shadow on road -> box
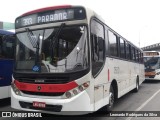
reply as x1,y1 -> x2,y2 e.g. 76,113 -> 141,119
0,98 -> 11,107
143,79 -> 160,84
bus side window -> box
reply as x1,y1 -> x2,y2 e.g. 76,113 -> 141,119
135,50 -> 139,62
105,29 -> 109,55
140,52 -> 144,63
2,36 -> 15,59
131,46 -> 136,61
126,42 -> 130,60
91,19 -> 105,77
108,31 -> 118,57
0,36 -> 3,58
120,38 -> 126,59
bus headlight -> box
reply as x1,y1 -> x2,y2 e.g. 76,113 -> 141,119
11,82 -> 21,96
156,72 -> 160,75
64,81 -> 90,99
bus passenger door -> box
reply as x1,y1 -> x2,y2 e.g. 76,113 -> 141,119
90,19 -> 106,110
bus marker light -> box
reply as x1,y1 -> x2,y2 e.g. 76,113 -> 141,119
78,86 -> 84,91
73,89 -> 78,95
83,83 -> 89,88
64,82 -> 90,98
65,92 -> 72,98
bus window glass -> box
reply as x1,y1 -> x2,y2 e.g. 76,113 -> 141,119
126,42 -> 130,60
120,38 -> 125,58
91,20 -> 105,77
135,50 -> 139,62
0,37 -> 2,58
0,36 -> 15,59
131,46 -> 136,61
105,29 -> 109,55
108,31 -> 117,57
16,25 -> 89,73
141,52 -> 144,63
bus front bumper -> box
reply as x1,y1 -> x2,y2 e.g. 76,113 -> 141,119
11,88 -> 93,115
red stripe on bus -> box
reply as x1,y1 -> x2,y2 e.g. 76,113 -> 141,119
22,5 -> 72,16
108,69 -> 110,81
14,80 -> 78,93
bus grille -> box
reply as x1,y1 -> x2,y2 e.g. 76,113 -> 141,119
21,91 -> 64,96
17,77 -> 69,84
19,101 -> 62,112
149,76 -> 155,78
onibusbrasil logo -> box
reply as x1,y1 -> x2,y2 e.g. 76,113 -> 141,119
32,65 -> 40,72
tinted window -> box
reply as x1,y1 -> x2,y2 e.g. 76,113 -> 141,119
0,35 -> 15,59
131,46 -> 136,61
105,29 -> 109,55
91,20 -> 105,77
120,38 -> 125,58
108,31 -> 117,57
135,50 -> 139,62
140,52 -> 143,63
126,42 -> 130,60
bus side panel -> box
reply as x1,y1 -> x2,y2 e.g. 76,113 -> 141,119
94,58 -> 110,111
0,86 -> 10,99
0,59 -> 14,98
117,59 -> 129,97
139,63 -> 145,84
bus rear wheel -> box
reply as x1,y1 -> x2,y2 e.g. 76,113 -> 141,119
133,78 -> 139,92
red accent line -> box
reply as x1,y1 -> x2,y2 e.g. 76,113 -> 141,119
108,69 -> 110,81
14,80 -> 78,93
21,5 -> 72,16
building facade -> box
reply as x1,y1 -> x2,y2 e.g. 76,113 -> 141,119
0,21 -> 14,31
141,43 -> 160,51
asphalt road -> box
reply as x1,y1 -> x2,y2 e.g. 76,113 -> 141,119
0,80 -> 160,120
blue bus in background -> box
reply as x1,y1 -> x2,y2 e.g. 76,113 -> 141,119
0,30 -> 15,99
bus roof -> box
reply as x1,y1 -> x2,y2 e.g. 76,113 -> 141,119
20,5 -> 73,17
0,29 -> 14,35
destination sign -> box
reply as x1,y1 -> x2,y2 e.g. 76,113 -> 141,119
15,7 -> 86,28
144,52 -> 159,56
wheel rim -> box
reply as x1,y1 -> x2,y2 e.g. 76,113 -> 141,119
109,92 -> 114,108
136,81 -> 139,90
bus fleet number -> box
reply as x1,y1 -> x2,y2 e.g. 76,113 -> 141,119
23,18 -> 33,26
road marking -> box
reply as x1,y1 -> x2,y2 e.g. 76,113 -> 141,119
126,88 -> 160,120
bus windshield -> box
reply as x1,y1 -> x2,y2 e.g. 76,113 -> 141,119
15,25 -> 89,73
144,56 -> 160,71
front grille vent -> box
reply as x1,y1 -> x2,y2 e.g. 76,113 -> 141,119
22,91 -> 64,96
17,77 -> 69,84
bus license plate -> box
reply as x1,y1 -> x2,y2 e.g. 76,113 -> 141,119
33,101 -> 46,108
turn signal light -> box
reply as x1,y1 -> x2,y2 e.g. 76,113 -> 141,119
64,81 -> 90,99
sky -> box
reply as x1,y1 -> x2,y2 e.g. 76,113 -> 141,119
1,0 -> 160,48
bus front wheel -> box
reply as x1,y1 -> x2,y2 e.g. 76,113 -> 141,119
106,85 -> 114,112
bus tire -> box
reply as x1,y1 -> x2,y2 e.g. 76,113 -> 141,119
106,85 -> 114,112
133,77 -> 139,92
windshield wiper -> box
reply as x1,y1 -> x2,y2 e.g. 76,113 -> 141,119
26,28 -> 38,48
50,23 -> 65,66
26,28 -> 41,71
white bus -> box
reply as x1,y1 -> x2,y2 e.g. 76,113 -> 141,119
11,5 -> 145,115
144,51 -> 160,80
